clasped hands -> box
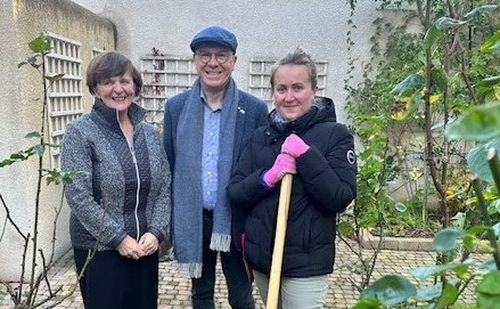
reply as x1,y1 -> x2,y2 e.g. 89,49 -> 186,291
117,232 -> 159,260
263,133 -> 310,188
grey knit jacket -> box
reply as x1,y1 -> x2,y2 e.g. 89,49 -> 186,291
61,99 -> 171,251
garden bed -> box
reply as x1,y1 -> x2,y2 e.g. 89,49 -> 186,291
359,229 -> 491,253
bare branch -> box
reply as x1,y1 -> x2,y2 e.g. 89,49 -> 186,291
48,188 -> 65,265
415,0 -> 426,26
1,281 -> 18,306
0,215 -> 7,242
0,193 -> 28,240
32,286 -> 63,308
18,233 -> 31,305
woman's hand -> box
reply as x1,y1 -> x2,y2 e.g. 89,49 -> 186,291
263,153 -> 296,188
117,235 -> 144,260
138,232 -> 160,256
281,133 -> 310,158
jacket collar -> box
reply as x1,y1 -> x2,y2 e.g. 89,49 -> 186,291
91,98 -> 146,131
265,96 -> 336,140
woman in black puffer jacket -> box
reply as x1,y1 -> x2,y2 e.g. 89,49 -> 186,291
227,48 -> 357,309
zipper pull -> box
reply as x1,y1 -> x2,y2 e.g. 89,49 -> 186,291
130,145 -> 138,164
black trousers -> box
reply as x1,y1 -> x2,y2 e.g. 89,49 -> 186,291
74,249 -> 159,309
191,210 -> 255,309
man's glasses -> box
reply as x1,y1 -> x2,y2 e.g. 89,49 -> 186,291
195,51 -> 233,64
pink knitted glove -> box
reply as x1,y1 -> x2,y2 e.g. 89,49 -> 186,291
281,134 -> 310,158
263,153 -> 296,188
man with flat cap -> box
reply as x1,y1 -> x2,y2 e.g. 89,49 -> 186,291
163,25 -> 268,308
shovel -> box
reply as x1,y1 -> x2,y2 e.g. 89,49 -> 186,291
266,173 -> 293,309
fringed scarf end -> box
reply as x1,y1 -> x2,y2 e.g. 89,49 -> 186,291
177,262 -> 203,278
210,233 -> 231,252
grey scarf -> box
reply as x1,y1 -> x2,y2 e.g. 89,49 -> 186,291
173,78 -> 238,278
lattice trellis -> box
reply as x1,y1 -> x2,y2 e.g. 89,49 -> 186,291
248,59 -> 275,109
140,55 -> 198,126
91,47 -> 105,58
45,32 -> 83,169
249,59 -> 329,110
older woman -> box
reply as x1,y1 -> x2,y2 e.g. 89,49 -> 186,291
227,48 -> 357,308
61,51 -> 170,309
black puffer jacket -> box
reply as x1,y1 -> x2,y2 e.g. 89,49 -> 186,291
227,97 -> 357,277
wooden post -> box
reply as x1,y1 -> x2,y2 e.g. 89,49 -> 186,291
266,174 -> 293,309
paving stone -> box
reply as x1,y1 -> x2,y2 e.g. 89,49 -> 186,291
0,240 -> 486,308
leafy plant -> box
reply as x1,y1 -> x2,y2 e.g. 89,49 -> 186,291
355,101 -> 500,308
347,0 -> 499,231
0,34 -> 77,309
346,1 -> 499,307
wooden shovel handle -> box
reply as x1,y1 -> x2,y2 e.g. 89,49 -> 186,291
266,173 -> 293,309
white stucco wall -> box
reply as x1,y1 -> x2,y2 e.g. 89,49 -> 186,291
71,0 -> 385,123
0,0 -> 115,281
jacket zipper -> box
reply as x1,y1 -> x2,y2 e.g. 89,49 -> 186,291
129,144 -> 141,241
117,112 -> 141,241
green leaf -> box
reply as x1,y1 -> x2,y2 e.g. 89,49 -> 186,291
424,24 -> 443,51
464,5 -> 498,19
0,159 -> 15,168
10,152 -> 28,160
435,17 -> 467,30
493,222 -> 500,237
0,147 -> 37,168
445,102 -> 500,142
352,298 -> 381,309
337,221 -> 353,236
394,202 -> 407,212
416,283 -> 442,301
467,225 -> 490,236
360,275 -> 416,306
476,76 -> 500,104
435,282 -> 458,309
28,36 -> 50,54
477,271 -> 500,295
476,273 -> 500,308
424,17 -> 466,52
477,293 -> 500,309
32,144 -> 46,156
480,31 -> 500,54
477,76 -> 500,88
25,131 -> 41,139
18,55 -> 40,69
467,138 -> 500,183
412,263 -> 463,279
485,41 -> 500,55
433,228 -> 465,252
45,73 -> 65,83
453,264 -> 470,278
391,74 -> 425,96
451,212 -> 466,229
462,234 -> 475,251
431,68 -> 448,93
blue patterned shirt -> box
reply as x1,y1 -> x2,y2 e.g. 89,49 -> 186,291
201,92 -> 221,210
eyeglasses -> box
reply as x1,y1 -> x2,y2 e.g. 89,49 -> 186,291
195,51 -> 233,64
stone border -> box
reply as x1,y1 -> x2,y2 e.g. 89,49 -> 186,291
360,229 -> 434,251
360,229 -> 491,253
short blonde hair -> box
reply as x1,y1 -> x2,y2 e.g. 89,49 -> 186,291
270,48 -> 318,91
